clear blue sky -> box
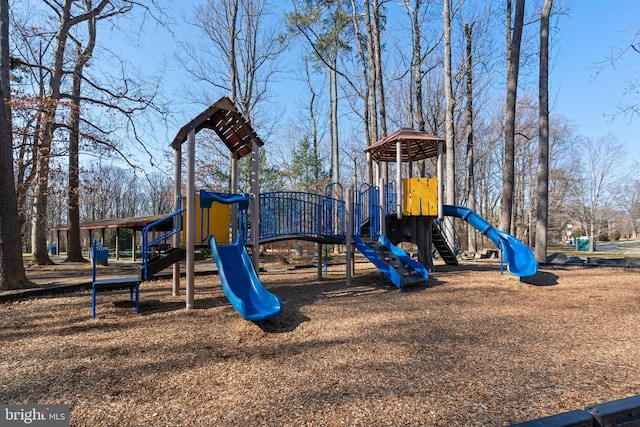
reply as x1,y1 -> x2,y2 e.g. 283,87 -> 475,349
553,1 -> 640,156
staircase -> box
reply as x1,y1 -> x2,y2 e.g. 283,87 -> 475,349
140,247 -> 186,280
353,235 -> 428,288
431,223 -> 458,266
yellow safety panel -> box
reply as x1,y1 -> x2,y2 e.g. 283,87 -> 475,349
182,194 -> 231,245
402,178 -> 438,216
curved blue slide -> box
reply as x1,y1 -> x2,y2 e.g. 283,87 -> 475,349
442,205 -> 538,277
209,235 -> 282,321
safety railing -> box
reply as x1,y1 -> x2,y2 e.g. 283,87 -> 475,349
141,206 -> 186,279
198,190 -> 250,244
259,191 -> 345,242
355,183 -> 380,241
434,217 -> 461,254
383,180 -> 397,217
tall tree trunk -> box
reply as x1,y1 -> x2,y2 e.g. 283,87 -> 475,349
229,0 -> 239,103
66,3 -> 97,263
30,116 -> 56,265
17,43 -> 46,251
499,0 -> 525,234
372,0 -> 388,180
16,113 -> 39,246
443,0 -> 456,244
372,0 -> 386,138
30,0 -> 110,265
535,0 -> 553,262
506,0 -> 512,73
331,54 -> 339,184
0,0 -> 30,290
304,62 -> 320,182
464,22 -> 477,253
31,1 -> 73,265
350,0 -> 373,183
328,65 -> 335,183
364,0 -> 378,181
412,0 -> 424,132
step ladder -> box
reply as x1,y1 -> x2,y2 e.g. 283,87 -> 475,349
431,222 -> 458,266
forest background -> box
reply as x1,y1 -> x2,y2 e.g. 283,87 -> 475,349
1,0 -> 639,289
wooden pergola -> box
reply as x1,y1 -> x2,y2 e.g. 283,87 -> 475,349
364,128 -> 444,163
171,96 -> 263,309
364,128 -> 445,220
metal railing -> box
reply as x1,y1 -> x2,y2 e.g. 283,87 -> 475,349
384,180 -> 397,217
197,191 -> 249,245
355,183 -> 380,240
434,217 -> 461,254
259,191 -> 345,242
141,207 -> 186,279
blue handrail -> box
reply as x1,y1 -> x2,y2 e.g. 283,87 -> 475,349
384,180 -> 397,217
198,190 -> 250,244
259,191 -> 345,241
325,182 -> 343,200
355,183 -> 380,240
141,207 -> 186,279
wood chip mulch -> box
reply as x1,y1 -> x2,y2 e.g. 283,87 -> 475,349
1,260 -> 639,426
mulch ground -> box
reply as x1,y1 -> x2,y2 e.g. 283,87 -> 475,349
1,259 -> 639,426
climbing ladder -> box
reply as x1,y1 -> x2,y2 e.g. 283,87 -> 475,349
431,222 -> 458,266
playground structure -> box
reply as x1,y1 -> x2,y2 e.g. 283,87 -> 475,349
127,97 -> 537,322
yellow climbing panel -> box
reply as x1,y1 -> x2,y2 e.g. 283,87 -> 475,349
182,194 -> 231,245
402,177 -> 438,216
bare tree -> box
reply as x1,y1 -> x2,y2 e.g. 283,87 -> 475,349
571,135 -> 626,252
30,0 -> 111,265
185,0 -> 284,120
535,0 -> 553,262
348,0 -> 373,182
499,0 -> 525,234
464,22 -> 477,252
146,173 -> 173,215
182,0 -> 286,197
0,0 -> 30,290
615,178 -> 640,239
66,0 -> 98,263
362,0 -> 377,162
442,0 -> 456,242
371,0 -> 386,140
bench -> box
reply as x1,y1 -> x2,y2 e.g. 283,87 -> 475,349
91,239 -> 141,318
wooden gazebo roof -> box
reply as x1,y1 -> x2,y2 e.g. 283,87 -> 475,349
364,128 -> 444,162
170,96 -> 263,158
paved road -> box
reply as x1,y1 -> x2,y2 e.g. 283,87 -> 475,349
592,240 -> 640,255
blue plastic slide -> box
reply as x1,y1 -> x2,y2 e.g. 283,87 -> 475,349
209,235 -> 282,321
442,205 -> 538,277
